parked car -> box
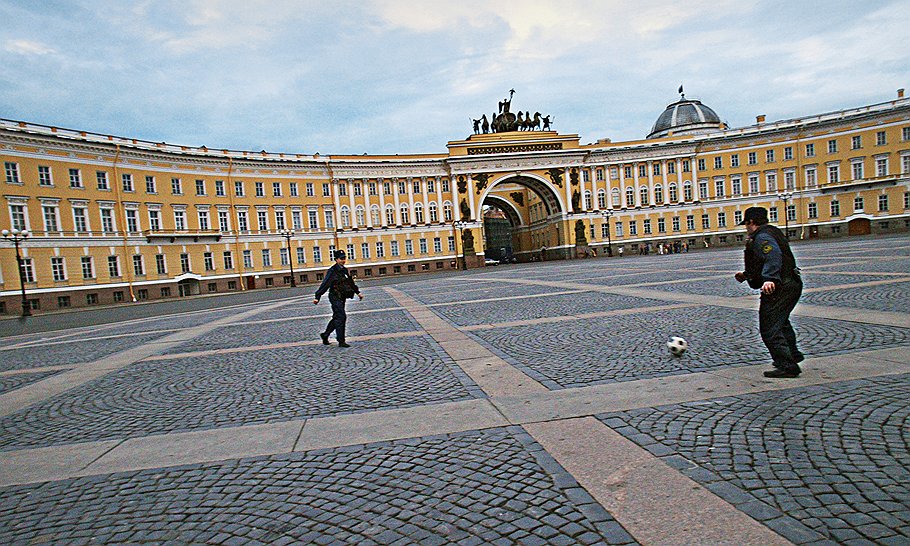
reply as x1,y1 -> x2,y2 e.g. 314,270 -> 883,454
484,258 -> 499,266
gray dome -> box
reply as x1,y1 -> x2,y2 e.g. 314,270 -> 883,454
647,95 -> 726,139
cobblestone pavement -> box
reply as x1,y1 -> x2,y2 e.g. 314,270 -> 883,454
0,234 -> 908,545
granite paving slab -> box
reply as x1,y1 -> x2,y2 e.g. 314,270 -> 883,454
799,281 -> 910,313
0,370 -> 66,395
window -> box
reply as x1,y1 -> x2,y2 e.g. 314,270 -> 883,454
4,162 -> 20,183
243,250 -> 253,268
876,157 -> 888,177
218,210 -> 230,232
779,172 -> 790,191
57,296 -> 71,308
766,149 -> 775,163
414,203 -> 424,223
584,191 -> 592,210
852,135 -> 862,149
73,207 -> 88,232
828,164 -> 839,184
174,210 -> 186,230
686,215 -> 695,231
390,240 -> 400,257
787,204 -> 796,222
308,209 -> 318,229
69,168 -> 82,188
375,241 -> 385,258
629,220 -> 637,235
878,194 -> 888,212
831,199 -> 840,217
133,254 -> 144,276
784,147 -> 793,161
698,180 -> 708,200
171,178 -> 182,195
275,210 -> 286,231
428,203 -> 438,223
852,161 -> 864,180
108,255 -> 120,277
803,168 -> 814,188
683,160 -> 692,173
715,179 -> 725,197
385,205 -> 396,225
306,183 -> 314,196
714,157 -> 722,169
904,155 -> 910,174
87,293 -> 99,305
122,173 -> 134,192
828,139 -> 837,154
362,242 -> 370,258
639,187 -> 649,206
193,179 -> 205,196
400,204 -> 410,224
448,236 -> 456,251
126,209 -> 139,232
324,209 -> 334,229
272,182 -> 282,197
143,175 -> 156,194
236,210 -> 248,231
290,182 -> 298,197
904,127 -> 910,141
256,210 -> 268,231
668,184 -> 678,202
735,210 -> 744,225
625,186 -> 634,207
398,181 -> 407,194
615,222 -> 623,237
51,257 -> 66,281
405,239 -> 414,255
684,182 -> 693,201
597,189 -> 607,209
442,179 -> 450,192
808,202 -> 818,219
769,207 -> 778,223
672,216 -> 680,232
667,163 -> 675,175
701,214 -> 710,229
148,210 -> 160,231
643,219 -> 651,234
805,143 -> 815,157
639,164 -> 646,177
854,196 -> 864,211
38,166 -> 53,186
717,212 -> 726,227
340,207 -> 351,227
156,254 -> 166,274
624,166 -> 633,178
197,210 -> 209,231
235,181 -> 244,196
280,247 -> 289,265
296,247 -> 306,264
654,185 -> 663,205
100,209 -> 115,233
748,152 -> 757,165
42,205 -> 60,232
255,182 -> 265,197
730,154 -> 739,168
215,180 -> 225,196
444,203 -> 453,221
261,249 -> 271,267
748,175 -> 759,194
596,168 -> 604,181
876,131 -> 886,146
418,238 -> 428,254
322,183 -> 331,196
292,210 -> 302,230
653,163 -> 661,175
180,253 -> 190,273
204,252 -> 215,271
96,171 -> 109,190
370,181 -> 379,195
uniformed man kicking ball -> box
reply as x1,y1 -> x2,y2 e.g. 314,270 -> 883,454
314,250 -> 363,348
735,207 -> 805,378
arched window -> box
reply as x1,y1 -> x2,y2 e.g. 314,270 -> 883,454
625,186 -> 635,207
683,181 -> 693,201
370,204 -> 381,226
414,203 -> 424,224
639,186 -> 649,206
669,183 -> 678,202
400,203 -> 410,224
654,184 -> 663,204
385,204 -> 395,225
443,201 -> 453,221
611,188 -> 621,207
355,205 -> 365,226
340,206 -> 351,228
428,202 -> 438,222
597,189 -> 606,209
583,190 -> 592,210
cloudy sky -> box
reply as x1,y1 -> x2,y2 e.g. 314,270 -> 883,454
1,0 -> 908,155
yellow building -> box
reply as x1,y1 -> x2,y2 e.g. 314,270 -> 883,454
2,89 -> 909,314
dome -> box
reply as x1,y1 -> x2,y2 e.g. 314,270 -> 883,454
647,93 -> 726,139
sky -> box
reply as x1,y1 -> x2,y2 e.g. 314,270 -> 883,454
1,0 -> 909,156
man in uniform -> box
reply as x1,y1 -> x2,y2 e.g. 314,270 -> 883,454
314,250 -> 363,348
735,207 -> 805,378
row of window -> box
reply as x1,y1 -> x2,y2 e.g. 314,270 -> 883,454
12,236 -> 460,284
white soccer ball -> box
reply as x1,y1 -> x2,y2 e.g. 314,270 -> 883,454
667,336 -> 688,356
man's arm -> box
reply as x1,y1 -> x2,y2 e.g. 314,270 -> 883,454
313,268 -> 336,303
755,232 -> 783,294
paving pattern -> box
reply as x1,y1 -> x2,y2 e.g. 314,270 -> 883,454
0,233 -> 908,545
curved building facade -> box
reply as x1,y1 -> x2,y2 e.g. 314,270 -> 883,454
2,90 -> 909,314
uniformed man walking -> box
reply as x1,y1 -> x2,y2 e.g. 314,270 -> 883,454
313,250 -> 363,348
735,207 -> 805,378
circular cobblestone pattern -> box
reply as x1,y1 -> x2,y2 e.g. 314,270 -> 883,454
0,369 -> 64,395
0,335 -> 479,451
0,332 -> 172,373
470,305 -> 910,388
599,375 -> 910,544
800,281 -> 910,313
0,428 -> 636,545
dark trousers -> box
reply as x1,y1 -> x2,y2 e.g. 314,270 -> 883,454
323,296 -> 347,343
759,277 -> 803,371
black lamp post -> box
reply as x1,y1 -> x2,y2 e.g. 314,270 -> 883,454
601,209 -> 613,256
778,191 -> 793,239
454,220 -> 468,270
2,228 -> 32,316
279,228 -> 296,287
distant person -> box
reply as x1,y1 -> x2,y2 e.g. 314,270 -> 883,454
734,207 -> 804,378
314,250 -> 363,348
618,246 -> 624,257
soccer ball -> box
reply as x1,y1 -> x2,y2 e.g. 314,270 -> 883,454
667,336 -> 688,356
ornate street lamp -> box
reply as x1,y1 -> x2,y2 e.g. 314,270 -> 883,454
601,209 -> 613,256
778,191 -> 793,239
453,220 -> 468,270
279,229 -> 297,287
1,228 -> 32,317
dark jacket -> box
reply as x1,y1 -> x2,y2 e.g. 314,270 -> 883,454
314,263 -> 359,301
744,224 -> 798,288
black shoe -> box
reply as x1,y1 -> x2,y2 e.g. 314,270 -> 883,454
338,342 -> 351,348
794,352 -> 805,363
763,368 -> 800,378
320,332 -> 330,345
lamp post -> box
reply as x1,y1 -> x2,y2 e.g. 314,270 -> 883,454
2,228 -> 32,317
778,191 -> 793,239
279,228 -> 296,287
601,209 -> 613,256
453,220 -> 468,270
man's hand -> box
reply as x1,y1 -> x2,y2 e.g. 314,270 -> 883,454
313,298 -> 319,305
735,272 -> 747,283
761,281 -> 776,295
358,293 -> 364,300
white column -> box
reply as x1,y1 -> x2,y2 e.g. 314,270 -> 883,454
392,178 -> 402,225
467,175 -> 477,219
564,167 -> 573,212
647,161 -> 655,205
691,156 -> 699,202
348,178 -> 357,228
435,177 -> 444,224
363,178 -> 373,228
406,177 -> 415,225
421,177 -> 430,224
378,178 -> 387,226
618,164 -> 626,208
632,163 -> 640,207
332,179 -> 342,228
676,159 -> 683,203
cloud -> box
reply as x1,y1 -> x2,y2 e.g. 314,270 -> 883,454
4,39 -> 56,55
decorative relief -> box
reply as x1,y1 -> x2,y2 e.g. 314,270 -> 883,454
509,192 -> 524,206
547,168 -> 564,188
460,198 -> 471,220
570,167 -> 579,186
457,175 -> 467,194
467,142 -> 563,155
473,173 -> 490,193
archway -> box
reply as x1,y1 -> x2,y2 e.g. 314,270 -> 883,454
848,217 -> 871,236
477,173 -> 566,262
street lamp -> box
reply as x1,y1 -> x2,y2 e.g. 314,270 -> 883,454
778,191 -> 793,239
453,220 -> 468,270
1,228 -> 32,317
279,229 -> 297,287
601,209 -> 613,256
